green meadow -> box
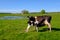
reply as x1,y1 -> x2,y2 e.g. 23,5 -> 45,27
0,13 -> 60,40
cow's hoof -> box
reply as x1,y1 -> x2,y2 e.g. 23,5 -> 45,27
25,30 -> 28,32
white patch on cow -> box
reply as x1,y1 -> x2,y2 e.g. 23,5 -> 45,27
35,20 -> 39,24
35,16 -> 37,18
35,16 -> 39,24
30,21 -> 33,26
30,21 -> 33,23
44,20 -> 48,24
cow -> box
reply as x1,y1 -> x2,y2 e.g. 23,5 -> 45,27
26,15 -> 52,32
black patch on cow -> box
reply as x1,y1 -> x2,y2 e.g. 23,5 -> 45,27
29,16 -> 35,21
28,21 -> 35,26
36,23 -> 45,27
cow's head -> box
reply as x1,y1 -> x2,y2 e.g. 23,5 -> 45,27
27,16 -> 35,26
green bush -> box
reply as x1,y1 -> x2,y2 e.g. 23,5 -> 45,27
21,10 -> 29,14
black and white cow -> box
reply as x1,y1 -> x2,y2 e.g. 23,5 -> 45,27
26,15 -> 52,32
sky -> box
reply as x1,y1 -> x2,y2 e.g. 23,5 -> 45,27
0,0 -> 60,13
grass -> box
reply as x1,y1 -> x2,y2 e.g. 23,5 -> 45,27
0,13 -> 60,40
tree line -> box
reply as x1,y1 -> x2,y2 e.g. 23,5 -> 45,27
21,9 -> 46,14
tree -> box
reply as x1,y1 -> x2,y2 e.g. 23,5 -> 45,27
21,10 -> 29,14
40,9 -> 45,14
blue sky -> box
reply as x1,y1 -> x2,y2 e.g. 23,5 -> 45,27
0,0 -> 60,13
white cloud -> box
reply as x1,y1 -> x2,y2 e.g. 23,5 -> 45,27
0,9 -> 21,13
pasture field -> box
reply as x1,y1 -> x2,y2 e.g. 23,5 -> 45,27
0,13 -> 60,40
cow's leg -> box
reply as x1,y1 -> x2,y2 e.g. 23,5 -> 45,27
47,23 -> 51,32
26,24 -> 31,32
34,23 -> 39,32
36,27 -> 39,32
34,26 -> 36,31
44,20 -> 51,32
34,20 -> 39,31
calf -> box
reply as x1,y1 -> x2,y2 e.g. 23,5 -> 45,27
26,15 -> 52,32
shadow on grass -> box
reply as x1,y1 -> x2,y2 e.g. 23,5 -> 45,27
39,28 -> 60,32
